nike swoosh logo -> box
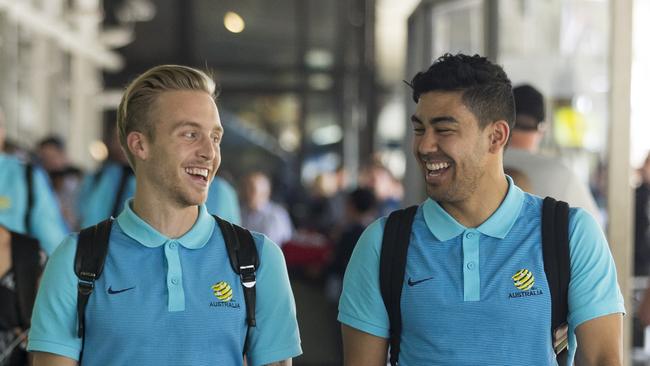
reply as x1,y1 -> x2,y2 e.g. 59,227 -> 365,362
407,277 -> 433,286
107,286 -> 136,294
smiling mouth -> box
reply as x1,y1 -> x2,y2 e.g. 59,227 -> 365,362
424,161 -> 451,177
185,167 -> 209,182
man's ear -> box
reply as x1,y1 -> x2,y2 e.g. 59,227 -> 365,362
126,131 -> 149,162
488,120 -> 510,153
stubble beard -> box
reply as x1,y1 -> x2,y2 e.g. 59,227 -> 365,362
149,156 -> 205,209
424,155 -> 484,204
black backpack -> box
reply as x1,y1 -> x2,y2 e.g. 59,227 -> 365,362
24,163 -> 34,232
11,231 -> 42,330
379,197 -> 570,365
73,215 -> 259,356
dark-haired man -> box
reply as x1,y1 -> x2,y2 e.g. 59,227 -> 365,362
338,54 -> 623,365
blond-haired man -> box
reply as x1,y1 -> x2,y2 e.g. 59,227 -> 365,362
28,65 -> 301,366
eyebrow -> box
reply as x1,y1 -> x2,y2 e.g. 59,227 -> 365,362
410,115 -> 458,125
172,120 -> 224,134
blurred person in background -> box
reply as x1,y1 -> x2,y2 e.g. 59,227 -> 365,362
36,136 -> 83,230
241,171 -> 293,246
0,225 -> 42,366
635,152 -> 650,276
0,107 -> 68,256
358,161 -> 402,217
633,153 -> 650,347
329,164 -> 350,229
304,172 -> 339,235
206,175 -> 241,224
76,125 -> 136,228
503,84 -> 601,222
326,187 -> 377,302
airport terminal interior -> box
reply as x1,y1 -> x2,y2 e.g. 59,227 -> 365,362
0,0 -> 649,365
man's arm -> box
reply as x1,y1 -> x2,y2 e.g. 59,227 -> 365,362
574,313 -> 623,366
342,324 -> 388,366
32,352 -> 78,366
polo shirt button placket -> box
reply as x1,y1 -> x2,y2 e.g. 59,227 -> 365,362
171,277 -> 179,285
462,230 -> 480,301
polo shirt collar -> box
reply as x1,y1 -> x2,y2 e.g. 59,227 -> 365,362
116,199 -> 215,249
423,176 -> 524,240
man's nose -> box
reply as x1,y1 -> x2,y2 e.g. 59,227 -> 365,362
417,130 -> 439,154
199,136 -> 217,161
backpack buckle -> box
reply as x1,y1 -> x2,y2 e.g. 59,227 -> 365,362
239,265 -> 256,288
78,279 -> 95,295
78,271 -> 96,295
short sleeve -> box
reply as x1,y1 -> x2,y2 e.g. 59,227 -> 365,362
565,208 -> 625,361
567,208 -> 625,328
245,234 -> 302,366
27,234 -> 82,360
337,218 -> 390,338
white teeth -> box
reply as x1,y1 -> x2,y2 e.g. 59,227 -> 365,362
185,167 -> 208,178
425,162 -> 450,171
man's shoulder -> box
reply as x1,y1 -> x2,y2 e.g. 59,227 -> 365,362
0,154 -> 26,176
42,233 -> 79,277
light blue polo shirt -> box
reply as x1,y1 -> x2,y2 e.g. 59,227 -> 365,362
77,161 -> 136,228
206,176 -> 242,224
0,154 -> 68,254
338,177 -> 624,365
29,200 -> 302,365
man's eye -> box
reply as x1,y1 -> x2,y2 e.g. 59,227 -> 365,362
413,128 -> 425,135
184,132 -> 198,139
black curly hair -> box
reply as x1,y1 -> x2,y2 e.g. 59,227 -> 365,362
409,53 -> 515,130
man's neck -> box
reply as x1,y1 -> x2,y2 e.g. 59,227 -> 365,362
439,171 -> 509,228
132,184 -> 199,239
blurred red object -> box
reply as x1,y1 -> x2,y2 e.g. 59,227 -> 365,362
281,230 -> 333,271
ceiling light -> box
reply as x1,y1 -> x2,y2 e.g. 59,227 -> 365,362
312,125 -> 343,146
305,49 -> 333,69
224,11 -> 245,33
89,140 -> 108,161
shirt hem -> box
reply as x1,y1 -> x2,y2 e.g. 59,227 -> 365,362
248,344 -> 303,366
337,312 -> 390,339
569,302 -> 626,330
27,339 -> 81,361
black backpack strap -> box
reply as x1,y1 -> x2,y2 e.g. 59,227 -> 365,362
542,197 -> 570,356
214,215 -> 259,355
24,163 -> 34,232
379,205 -> 418,366
111,165 -> 133,218
74,218 -> 113,340
11,231 -> 42,329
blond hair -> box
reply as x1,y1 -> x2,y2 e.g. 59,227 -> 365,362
116,65 -> 217,168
